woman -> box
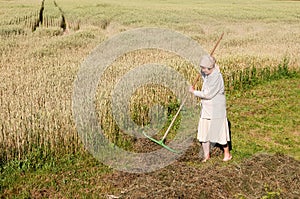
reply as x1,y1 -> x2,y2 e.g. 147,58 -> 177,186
189,55 -> 232,162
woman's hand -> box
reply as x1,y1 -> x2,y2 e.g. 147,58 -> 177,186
189,86 -> 195,93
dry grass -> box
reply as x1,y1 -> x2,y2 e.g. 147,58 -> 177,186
90,146 -> 300,198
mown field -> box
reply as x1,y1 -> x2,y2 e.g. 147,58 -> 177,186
0,0 -> 300,198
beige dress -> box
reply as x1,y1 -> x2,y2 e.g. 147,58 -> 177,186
193,66 -> 230,145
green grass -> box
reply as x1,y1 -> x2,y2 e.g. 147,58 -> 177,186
228,76 -> 300,160
0,152 -> 112,198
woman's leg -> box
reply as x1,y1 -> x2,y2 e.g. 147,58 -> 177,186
201,141 -> 210,162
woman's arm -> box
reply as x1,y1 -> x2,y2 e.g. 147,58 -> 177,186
190,73 -> 223,100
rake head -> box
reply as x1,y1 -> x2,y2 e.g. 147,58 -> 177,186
142,131 -> 180,153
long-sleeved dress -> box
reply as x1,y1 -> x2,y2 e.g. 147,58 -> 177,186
192,66 -> 230,145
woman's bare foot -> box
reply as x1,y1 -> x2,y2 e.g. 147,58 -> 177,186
202,155 -> 210,163
223,144 -> 232,161
223,155 -> 232,162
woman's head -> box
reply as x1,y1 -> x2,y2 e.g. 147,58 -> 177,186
199,55 -> 215,75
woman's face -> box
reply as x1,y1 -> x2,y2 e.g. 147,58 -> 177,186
201,66 -> 214,75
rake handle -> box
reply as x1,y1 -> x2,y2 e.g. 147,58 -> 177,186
161,33 -> 224,141
161,71 -> 200,140
162,97 -> 187,140
210,32 -> 224,56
